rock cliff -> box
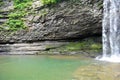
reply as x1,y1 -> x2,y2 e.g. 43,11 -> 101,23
0,0 -> 103,43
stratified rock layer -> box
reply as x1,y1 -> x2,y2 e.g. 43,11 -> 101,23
0,0 -> 103,43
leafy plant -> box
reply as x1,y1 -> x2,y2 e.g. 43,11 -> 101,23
5,0 -> 61,31
41,0 -> 60,5
6,19 -> 26,31
5,0 -> 33,31
13,0 -> 32,5
14,2 -> 32,10
8,11 -> 26,19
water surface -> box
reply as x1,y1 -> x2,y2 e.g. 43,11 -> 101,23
0,55 -> 119,80
0,55 -> 90,80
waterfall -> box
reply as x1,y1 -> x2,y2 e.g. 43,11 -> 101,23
96,0 -> 120,62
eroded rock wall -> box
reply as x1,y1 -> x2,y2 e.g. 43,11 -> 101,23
0,0 -> 103,43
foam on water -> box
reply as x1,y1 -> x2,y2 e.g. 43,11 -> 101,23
96,55 -> 120,63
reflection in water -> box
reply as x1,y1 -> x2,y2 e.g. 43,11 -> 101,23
73,62 -> 120,80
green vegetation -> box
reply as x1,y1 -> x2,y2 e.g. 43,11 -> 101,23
8,11 -> 26,19
13,0 -> 32,5
0,14 -> 3,17
37,39 -> 102,56
6,19 -> 26,31
2,0 -> 61,31
13,0 -> 32,10
5,0 -> 33,31
0,0 -> 4,6
5,0 -> 60,31
42,38 -> 102,55
62,40 -> 102,52
41,0 -> 60,5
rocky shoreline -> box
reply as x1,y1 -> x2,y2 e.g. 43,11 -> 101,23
0,39 -> 102,58
0,41 -> 67,54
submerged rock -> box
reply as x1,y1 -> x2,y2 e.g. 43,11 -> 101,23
73,63 -> 120,80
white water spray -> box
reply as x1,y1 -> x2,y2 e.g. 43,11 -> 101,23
96,0 -> 120,63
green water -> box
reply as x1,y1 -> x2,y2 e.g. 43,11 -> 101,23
0,55 -> 89,80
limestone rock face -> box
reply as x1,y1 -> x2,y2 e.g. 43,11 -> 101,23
0,0 -> 103,43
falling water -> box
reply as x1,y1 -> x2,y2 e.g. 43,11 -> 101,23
96,0 -> 120,62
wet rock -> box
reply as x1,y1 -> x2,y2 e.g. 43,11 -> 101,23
0,41 -> 68,55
